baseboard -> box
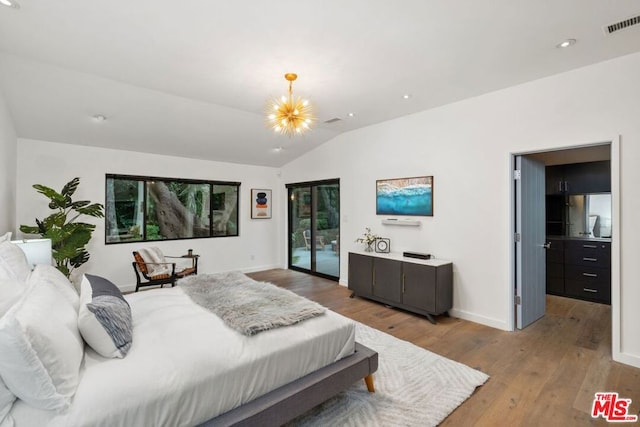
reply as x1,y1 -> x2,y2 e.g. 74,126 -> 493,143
613,350 -> 640,369
238,264 -> 282,274
448,308 -> 511,331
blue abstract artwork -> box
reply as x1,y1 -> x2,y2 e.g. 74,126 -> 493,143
376,176 -> 433,216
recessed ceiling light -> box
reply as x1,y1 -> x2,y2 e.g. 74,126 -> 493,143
273,146 -> 284,152
92,114 -> 107,122
556,38 -> 576,48
0,0 -> 20,9
402,94 -> 412,99
347,112 -> 355,117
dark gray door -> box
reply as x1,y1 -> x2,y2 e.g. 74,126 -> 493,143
373,258 -> 402,303
348,253 -> 373,296
515,155 -> 546,329
402,263 -> 436,312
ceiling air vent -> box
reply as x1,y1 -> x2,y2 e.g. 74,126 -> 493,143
603,14 -> 640,35
324,117 -> 342,124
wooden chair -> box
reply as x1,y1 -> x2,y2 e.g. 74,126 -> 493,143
303,230 -> 325,251
132,249 -> 198,292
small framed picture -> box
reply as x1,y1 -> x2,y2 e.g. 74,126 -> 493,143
251,189 -> 272,219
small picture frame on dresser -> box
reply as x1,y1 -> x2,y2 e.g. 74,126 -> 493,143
375,238 -> 390,253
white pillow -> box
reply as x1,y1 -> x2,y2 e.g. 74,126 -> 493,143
0,277 -> 84,411
78,274 -> 132,359
29,264 -> 79,311
0,242 -> 30,283
0,232 -> 11,244
0,279 -> 24,317
0,378 -> 15,427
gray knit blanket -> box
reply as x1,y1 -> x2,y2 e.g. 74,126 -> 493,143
178,271 -> 326,336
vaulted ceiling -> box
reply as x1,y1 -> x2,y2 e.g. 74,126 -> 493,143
1,1 -> 639,167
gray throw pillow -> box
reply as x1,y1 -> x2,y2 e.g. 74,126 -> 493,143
78,274 -> 133,358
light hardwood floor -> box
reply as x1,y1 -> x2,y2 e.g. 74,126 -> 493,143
247,269 -> 640,426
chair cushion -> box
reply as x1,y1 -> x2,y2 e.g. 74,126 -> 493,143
133,252 -> 148,275
176,267 -> 196,278
78,274 -> 132,359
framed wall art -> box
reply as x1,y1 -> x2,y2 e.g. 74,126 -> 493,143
376,176 -> 433,216
251,189 -> 272,219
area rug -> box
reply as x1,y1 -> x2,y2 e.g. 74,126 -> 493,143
288,322 -> 489,427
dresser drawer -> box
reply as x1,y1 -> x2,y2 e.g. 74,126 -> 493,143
564,240 -> 610,268
565,278 -> 610,304
564,265 -> 610,286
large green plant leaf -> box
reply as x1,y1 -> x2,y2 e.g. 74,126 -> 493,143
70,200 -> 90,209
43,227 -> 68,247
19,225 -> 41,235
33,184 -> 66,207
70,249 -> 90,268
76,203 -> 105,218
61,178 -> 80,198
42,212 -> 67,229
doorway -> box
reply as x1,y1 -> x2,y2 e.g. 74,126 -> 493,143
287,179 -> 340,280
511,140 -> 619,349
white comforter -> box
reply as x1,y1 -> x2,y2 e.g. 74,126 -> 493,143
9,287 -> 356,427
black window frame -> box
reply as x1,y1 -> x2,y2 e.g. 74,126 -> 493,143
105,173 -> 240,245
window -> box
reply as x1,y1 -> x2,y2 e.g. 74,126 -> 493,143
105,174 -> 240,244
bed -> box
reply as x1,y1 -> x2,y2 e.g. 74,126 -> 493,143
0,241 -> 378,427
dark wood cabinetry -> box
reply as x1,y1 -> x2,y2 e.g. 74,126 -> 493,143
545,238 -> 564,295
545,238 -> 610,304
348,252 -> 453,324
544,159 -> 612,304
545,161 -> 611,195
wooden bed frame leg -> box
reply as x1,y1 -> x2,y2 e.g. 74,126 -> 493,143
364,374 -> 375,393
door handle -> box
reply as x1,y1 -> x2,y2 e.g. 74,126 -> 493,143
542,242 -> 551,249
583,257 -> 598,262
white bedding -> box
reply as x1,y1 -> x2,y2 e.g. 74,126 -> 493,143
9,287 -> 355,427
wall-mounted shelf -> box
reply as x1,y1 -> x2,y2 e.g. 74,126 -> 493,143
381,219 -> 421,226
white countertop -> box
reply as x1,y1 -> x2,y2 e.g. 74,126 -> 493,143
350,250 -> 452,267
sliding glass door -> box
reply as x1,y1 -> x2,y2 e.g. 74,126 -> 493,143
288,179 -> 340,280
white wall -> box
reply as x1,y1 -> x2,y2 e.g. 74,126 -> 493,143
16,139 -> 283,290
281,52 -> 640,367
0,88 -> 17,234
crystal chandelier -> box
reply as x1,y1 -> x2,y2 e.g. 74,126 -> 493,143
267,73 -> 313,136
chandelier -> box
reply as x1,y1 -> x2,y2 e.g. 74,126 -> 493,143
267,73 -> 313,136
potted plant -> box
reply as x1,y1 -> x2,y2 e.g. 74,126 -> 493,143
355,227 -> 379,252
20,177 -> 104,278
